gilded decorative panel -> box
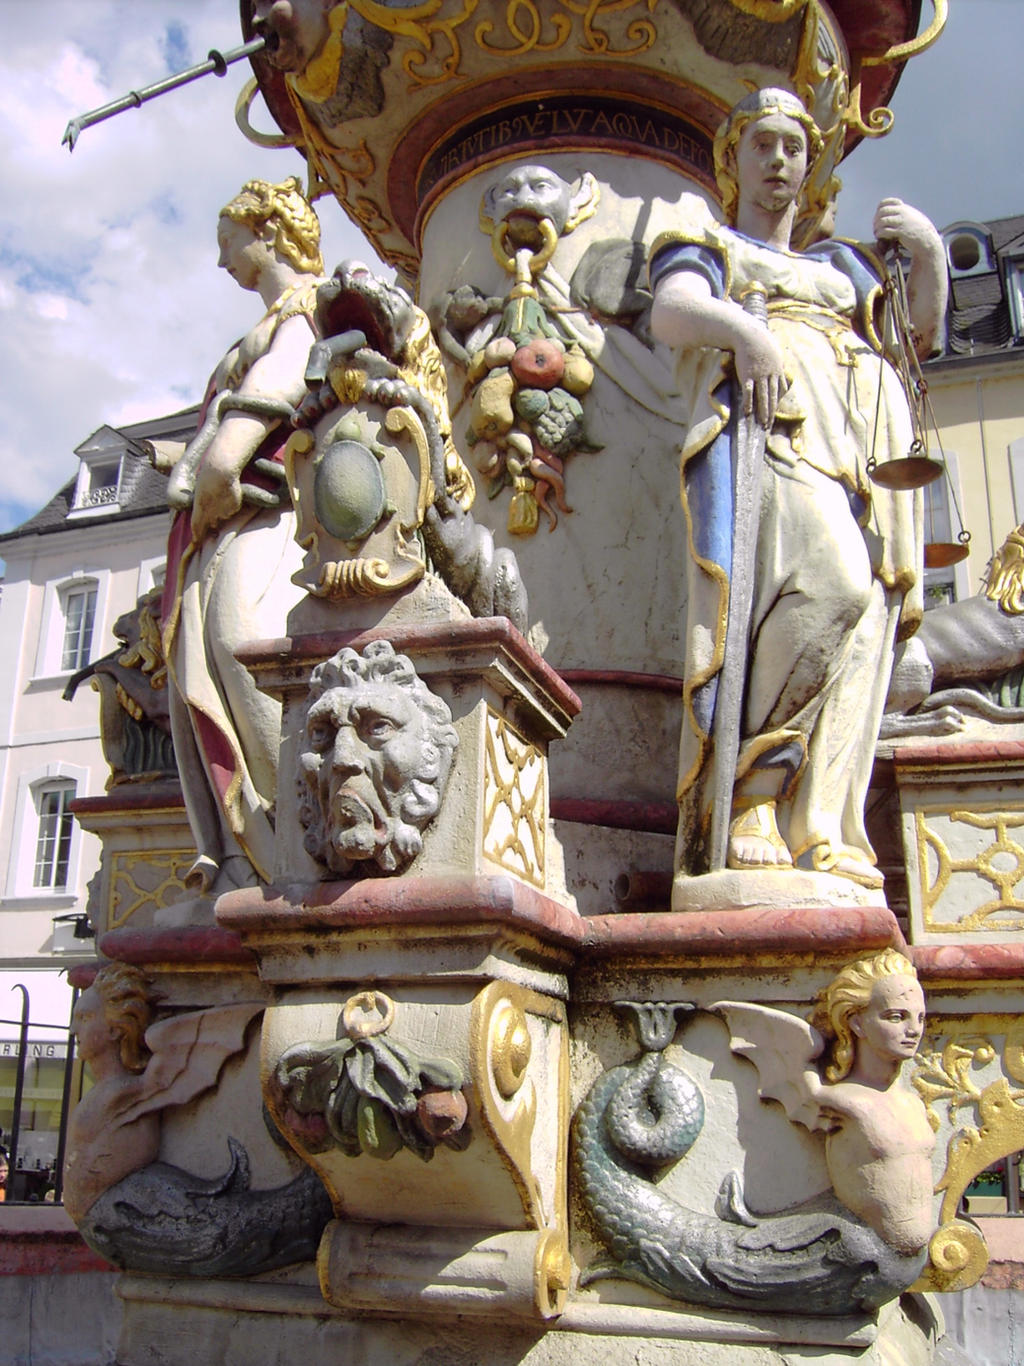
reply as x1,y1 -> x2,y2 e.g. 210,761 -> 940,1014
109,850 -> 194,929
482,709 -> 546,886
911,802 -> 1024,935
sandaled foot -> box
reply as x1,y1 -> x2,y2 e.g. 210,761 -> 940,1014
726,797 -> 793,870
798,843 -> 884,889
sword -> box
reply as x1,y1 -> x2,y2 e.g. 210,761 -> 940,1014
707,283 -> 770,872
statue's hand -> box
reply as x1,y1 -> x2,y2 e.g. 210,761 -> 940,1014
166,459 -> 195,510
734,324 -> 788,429
873,198 -> 939,259
190,463 -> 243,542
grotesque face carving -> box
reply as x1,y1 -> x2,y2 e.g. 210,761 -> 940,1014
481,165 -> 599,247
298,641 -> 458,876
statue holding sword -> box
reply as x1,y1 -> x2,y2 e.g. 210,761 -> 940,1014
649,88 -> 946,899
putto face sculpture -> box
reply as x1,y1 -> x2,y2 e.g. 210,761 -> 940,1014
298,640 -> 459,876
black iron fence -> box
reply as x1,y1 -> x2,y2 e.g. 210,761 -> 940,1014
0,983 -> 80,1204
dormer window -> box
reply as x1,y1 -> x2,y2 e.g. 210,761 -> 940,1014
942,223 -> 996,279
68,424 -> 135,518
70,454 -> 122,515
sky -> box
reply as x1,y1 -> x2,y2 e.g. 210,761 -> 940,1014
0,0 -> 1021,538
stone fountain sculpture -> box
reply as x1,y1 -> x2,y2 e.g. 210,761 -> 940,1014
65,5 -> 1024,1365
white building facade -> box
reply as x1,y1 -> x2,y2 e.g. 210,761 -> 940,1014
0,409 -> 192,1175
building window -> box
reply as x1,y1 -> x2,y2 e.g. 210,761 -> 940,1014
33,784 -> 76,891
60,584 -> 97,672
1007,260 -> 1024,342
922,450 -> 970,610
69,455 -> 123,516
33,572 -> 108,681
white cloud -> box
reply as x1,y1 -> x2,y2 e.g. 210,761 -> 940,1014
0,0 -> 371,534
1,1 -> 1021,535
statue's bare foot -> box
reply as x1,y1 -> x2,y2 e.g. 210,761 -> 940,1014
727,798 -> 793,869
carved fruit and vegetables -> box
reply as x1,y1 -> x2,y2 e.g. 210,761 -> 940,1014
466,289 -> 597,534
270,991 -> 470,1163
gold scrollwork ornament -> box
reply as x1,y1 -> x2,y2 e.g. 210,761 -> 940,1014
915,1219 -> 989,1295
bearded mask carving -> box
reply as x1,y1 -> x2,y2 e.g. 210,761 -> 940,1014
298,640 -> 458,876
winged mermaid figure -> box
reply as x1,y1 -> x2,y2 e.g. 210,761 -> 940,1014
65,964 -> 330,1276
573,951 -> 936,1315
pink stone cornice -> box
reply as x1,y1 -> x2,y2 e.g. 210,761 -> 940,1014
82,883 -> 914,973
216,874 -> 584,949
912,942 -> 1024,983
894,738 -> 1024,769
71,783 -> 186,817
580,904 -> 907,963
237,616 -> 581,720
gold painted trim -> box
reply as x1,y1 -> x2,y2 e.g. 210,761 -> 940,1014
469,981 -> 569,1316
860,0 -> 948,66
234,77 -> 295,150
387,405 -> 436,532
315,557 -> 423,599
910,1014 -> 1024,1292
107,849 -> 194,929
726,0 -> 808,19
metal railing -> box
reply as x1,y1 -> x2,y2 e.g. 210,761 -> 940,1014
1,983 -> 78,1205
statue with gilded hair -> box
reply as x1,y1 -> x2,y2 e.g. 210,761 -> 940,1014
161,177 -> 325,900
649,88 -> 946,896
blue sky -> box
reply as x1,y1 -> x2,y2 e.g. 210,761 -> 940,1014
0,0 -> 1021,538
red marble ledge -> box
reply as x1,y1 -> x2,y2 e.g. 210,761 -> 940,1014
580,904 -> 907,962
71,782 -> 185,816
67,961 -> 102,989
912,942 -> 1024,982
217,873 -> 584,949
0,1206 -> 113,1276
552,797 -> 677,836
237,616 -> 581,718
559,669 -> 683,696
894,737 -> 1024,768
98,926 -> 256,968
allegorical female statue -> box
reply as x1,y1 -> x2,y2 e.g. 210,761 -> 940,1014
649,89 -> 946,893
161,178 -> 324,900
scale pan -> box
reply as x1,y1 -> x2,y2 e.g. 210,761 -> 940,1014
924,541 -> 970,569
868,456 -> 944,490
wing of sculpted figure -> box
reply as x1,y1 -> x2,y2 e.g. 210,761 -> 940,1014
66,967 -> 332,1277
573,957 -> 935,1317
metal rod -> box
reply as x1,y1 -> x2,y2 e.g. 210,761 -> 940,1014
52,987 -> 79,1207
7,984 -> 30,1199
62,36 -> 268,151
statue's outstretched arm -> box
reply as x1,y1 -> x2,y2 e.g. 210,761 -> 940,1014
873,198 -> 948,360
